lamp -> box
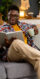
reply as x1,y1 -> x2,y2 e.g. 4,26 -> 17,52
19,0 -> 30,18
19,11 -> 25,17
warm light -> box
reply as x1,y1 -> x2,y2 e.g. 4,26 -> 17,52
20,0 -> 30,10
19,11 -> 24,17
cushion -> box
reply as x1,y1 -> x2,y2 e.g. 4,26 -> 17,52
0,63 -> 6,79
3,62 -> 37,79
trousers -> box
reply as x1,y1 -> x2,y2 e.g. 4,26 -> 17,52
7,39 -> 40,79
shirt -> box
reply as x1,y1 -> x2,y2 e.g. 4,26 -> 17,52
0,24 -> 14,32
0,21 -> 36,46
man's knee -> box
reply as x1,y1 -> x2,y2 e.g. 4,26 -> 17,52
11,39 -> 23,48
34,59 -> 40,70
8,39 -> 21,54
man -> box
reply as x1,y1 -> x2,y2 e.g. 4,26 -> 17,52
0,5 -> 40,79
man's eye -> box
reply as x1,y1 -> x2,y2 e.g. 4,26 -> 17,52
8,14 -> 18,17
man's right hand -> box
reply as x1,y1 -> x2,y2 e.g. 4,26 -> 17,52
0,45 -> 3,49
4,37 -> 11,47
4,37 -> 17,47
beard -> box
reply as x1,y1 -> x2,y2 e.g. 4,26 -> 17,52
9,19 -> 18,25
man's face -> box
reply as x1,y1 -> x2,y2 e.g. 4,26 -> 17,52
8,10 -> 19,25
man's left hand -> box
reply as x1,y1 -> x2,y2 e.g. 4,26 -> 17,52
32,25 -> 38,35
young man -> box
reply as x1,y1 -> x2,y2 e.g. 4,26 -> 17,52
0,5 -> 40,79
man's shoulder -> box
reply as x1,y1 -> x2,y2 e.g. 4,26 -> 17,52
3,23 -> 11,28
18,21 -> 28,25
18,21 -> 36,28
18,21 -> 32,28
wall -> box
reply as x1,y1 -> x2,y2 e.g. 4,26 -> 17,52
28,0 -> 39,16
13,0 -> 39,16
0,0 -> 39,16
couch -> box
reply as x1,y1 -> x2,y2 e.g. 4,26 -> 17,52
0,62 -> 37,79
0,20 -> 40,79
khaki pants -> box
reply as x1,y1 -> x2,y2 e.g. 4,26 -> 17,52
7,39 -> 40,79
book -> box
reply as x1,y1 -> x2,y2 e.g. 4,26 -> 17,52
0,31 -> 24,45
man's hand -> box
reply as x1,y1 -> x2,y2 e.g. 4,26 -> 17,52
4,37 -> 17,47
4,37 -> 10,47
32,25 -> 38,35
0,45 -> 3,50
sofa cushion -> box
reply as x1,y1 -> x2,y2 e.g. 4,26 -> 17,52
3,62 -> 37,79
0,63 -> 6,79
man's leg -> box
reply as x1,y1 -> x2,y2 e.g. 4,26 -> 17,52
7,39 -> 40,79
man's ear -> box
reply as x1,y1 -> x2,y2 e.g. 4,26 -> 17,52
7,11 -> 11,20
7,14 -> 9,20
